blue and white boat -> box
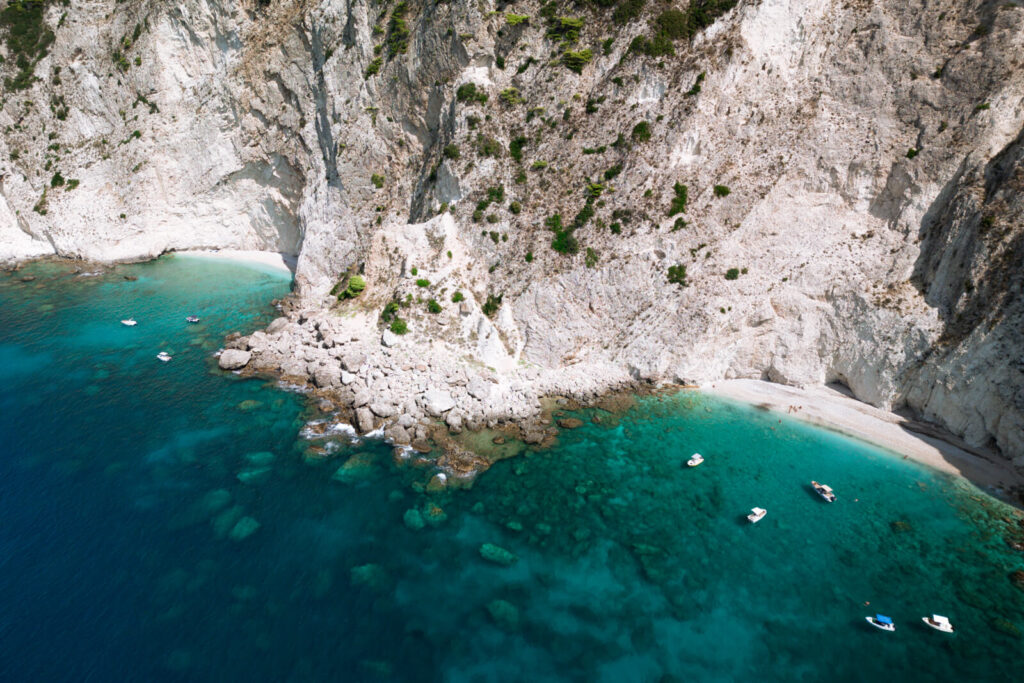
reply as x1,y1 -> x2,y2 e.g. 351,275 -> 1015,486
866,614 -> 895,631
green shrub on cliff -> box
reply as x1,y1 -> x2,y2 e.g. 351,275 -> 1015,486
668,182 -> 688,215
390,318 -> 408,335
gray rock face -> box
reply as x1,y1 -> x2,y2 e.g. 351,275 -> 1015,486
218,349 -> 252,371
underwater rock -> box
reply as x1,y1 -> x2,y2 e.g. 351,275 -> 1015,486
350,563 -> 388,591
403,508 -> 426,531
426,473 -> 448,493
201,489 -> 231,514
212,505 -> 245,538
332,451 -> 377,483
236,399 -> 263,412
485,599 -> 520,630
991,617 -> 1021,638
492,436 -> 506,445
1010,570 -> 1024,591
229,516 -> 260,541
889,520 -> 913,534
423,502 -> 448,526
244,451 -> 275,466
218,349 -> 252,370
480,543 -> 518,566
236,466 -> 271,484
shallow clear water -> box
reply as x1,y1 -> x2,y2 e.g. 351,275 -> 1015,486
1,257 -> 1023,682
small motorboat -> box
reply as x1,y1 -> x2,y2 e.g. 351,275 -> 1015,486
687,453 -> 704,467
186,315 -> 200,323
866,614 -> 895,632
121,318 -> 137,326
922,615 -> 954,633
156,351 -> 172,362
811,480 -> 836,503
747,507 -> 767,524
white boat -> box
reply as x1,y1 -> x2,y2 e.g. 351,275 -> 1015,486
686,453 -> 704,467
922,615 -> 954,633
811,480 -> 836,503
156,351 -> 172,362
747,507 -> 767,524
121,319 -> 137,326
866,615 -> 895,631
186,315 -> 200,323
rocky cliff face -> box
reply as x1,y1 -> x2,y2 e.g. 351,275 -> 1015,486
3,0 -> 1023,465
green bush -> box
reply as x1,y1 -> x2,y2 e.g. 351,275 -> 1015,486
410,267 -> 418,275
509,135 -> 527,162
631,121 -> 652,142
415,278 -> 431,287
713,184 -> 730,197
509,201 -> 522,214
604,164 -> 622,181
671,217 -> 687,231
456,82 -> 488,103
364,56 -> 382,79
371,173 -> 385,188
451,291 -> 465,303
563,49 -> 592,74
499,87 -> 524,105
525,251 -> 533,262
427,298 -> 442,314
685,71 -> 706,96
667,264 -> 688,287
506,13 -> 529,26
50,171 -> 64,187
66,179 -> 80,190
334,274 -> 366,299
390,317 -> 409,334
547,16 -> 584,43
482,293 -> 503,317
386,2 -> 410,56
610,221 -> 622,234
656,9 -> 689,39
443,144 -> 460,159
585,247 -> 599,268
668,182 -> 688,215
613,0 -> 645,25
531,160 -> 548,170
906,148 -> 918,159
477,135 -> 502,157
725,268 -> 740,280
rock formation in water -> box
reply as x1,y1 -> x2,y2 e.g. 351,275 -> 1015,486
1,0 -> 1022,466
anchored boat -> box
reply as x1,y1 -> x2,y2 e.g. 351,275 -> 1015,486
186,315 -> 200,323
866,614 -> 895,632
121,318 -> 137,326
922,615 -> 954,633
747,507 -> 767,524
811,481 -> 836,503
686,453 -> 704,467
156,351 -> 172,362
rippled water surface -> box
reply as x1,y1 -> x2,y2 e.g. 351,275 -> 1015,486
1,257 -> 1023,682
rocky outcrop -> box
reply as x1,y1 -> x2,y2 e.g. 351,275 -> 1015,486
218,349 -> 252,370
3,1 -> 1023,468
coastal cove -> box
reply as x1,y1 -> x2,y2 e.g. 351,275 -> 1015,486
2,257 -> 1024,681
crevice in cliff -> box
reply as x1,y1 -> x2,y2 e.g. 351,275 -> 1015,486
305,24 -> 342,189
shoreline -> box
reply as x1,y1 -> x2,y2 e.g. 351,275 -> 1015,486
171,249 -> 297,275
703,379 -> 1024,502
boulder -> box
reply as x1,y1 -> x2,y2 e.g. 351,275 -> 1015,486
341,350 -> 366,371
466,377 -> 492,400
356,407 -> 375,433
218,349 -> 252,370
341,370 -> 357,385
313,364 -> 341,388
370,402 -> 396,418
557,418 -> 584,429
266,317 -> 289,334
422,389 -> 456,416
381,330 -> 400,347
384,424 -> 411,444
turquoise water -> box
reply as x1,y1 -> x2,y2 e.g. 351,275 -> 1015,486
1,257 -> 1023,681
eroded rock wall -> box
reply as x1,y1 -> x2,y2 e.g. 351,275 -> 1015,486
2,0 -> 1023,462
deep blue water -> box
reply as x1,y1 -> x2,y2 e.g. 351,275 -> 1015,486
1,257 -> 1023,682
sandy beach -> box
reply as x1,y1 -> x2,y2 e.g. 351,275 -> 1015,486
173,249 -> 297,275
704,379 -> 1023,498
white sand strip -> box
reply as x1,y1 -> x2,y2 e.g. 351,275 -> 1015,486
173,249 -> 297,274
703,379 -> 1022,493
